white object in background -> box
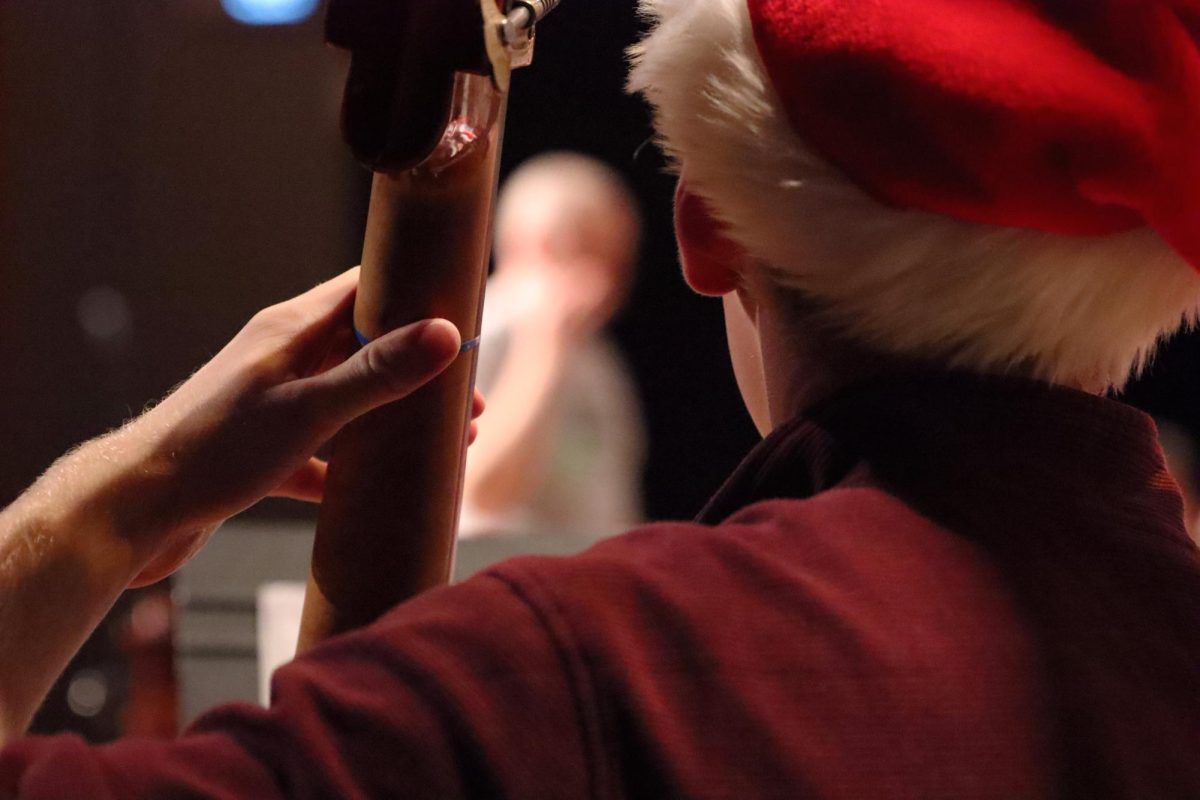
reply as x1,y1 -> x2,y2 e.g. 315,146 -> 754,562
256,581 -> 307,706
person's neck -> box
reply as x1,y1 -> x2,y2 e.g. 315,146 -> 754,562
756,299 -> 922,429
757,299 -> 1102,430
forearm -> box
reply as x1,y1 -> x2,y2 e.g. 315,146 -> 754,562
0,432 -> 151,742
0,269 -> 462,742
464,332 -> 571,515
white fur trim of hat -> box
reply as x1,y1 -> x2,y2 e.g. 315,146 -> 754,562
628,0 -> 1200,391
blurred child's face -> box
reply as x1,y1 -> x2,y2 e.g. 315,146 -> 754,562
495,206 -> 634,331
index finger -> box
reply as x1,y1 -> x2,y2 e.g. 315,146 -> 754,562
287,266 -> 362,311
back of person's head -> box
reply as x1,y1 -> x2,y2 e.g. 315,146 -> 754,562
495,152 -> 641,288
629,0 -> 1200,392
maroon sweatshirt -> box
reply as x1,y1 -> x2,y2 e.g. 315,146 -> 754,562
4,372 -> 1199,799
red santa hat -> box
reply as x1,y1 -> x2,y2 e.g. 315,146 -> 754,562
629,0 -> 1200,391
749,0 -> 1200,272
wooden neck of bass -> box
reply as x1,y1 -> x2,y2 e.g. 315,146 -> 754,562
297,72 -> 506,652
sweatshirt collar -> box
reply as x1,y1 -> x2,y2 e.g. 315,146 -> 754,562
698,370 -> 1192,552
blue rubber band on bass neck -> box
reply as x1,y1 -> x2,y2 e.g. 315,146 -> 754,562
354,327 -> 480,355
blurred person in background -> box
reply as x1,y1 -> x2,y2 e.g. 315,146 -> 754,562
461,152 -> 645,539
5,1 -> 1200,798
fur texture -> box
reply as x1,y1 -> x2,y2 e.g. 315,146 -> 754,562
628,0 -> 1200,391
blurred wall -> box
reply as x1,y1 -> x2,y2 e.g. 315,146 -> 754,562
1,1 -> 361,507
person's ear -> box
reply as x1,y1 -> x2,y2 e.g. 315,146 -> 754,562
674,180 -> 747,297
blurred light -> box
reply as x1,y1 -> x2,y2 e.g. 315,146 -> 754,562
67,670 -> 109,718
221,0 -> 319,26
77,286 -> 133,345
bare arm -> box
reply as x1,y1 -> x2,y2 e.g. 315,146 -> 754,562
463,324 -> 572,516
463,263 -> 616,522
0,268 -> 471,743
0,436 -> 148,741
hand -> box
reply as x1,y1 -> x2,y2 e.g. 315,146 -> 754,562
104,267 -> 480,585
0,268 -> 491,741
514,258 -> 621,343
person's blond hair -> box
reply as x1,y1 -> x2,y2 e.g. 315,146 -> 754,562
628,0 -> 1200,391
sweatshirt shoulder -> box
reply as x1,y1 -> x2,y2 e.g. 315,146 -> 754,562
482,487 -> 940,616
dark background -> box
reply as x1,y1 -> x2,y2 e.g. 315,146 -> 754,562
1,0 -> 1197,737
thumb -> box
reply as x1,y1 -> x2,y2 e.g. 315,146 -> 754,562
299,318 -> 461,431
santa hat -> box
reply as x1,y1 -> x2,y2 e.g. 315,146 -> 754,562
629,0 -> 1200,391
